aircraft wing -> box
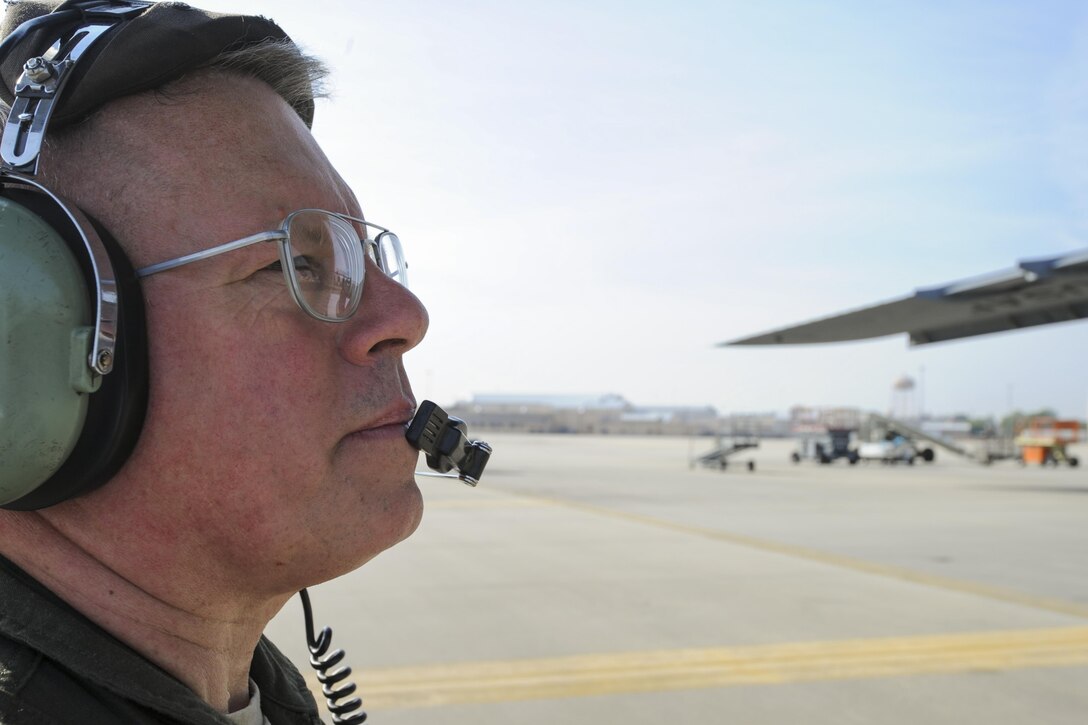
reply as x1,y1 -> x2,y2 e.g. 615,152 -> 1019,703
723,248 -> 1088,347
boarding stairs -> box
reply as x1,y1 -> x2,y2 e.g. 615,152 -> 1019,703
866,413 -> 977,461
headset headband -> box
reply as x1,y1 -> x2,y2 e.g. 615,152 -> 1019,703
1,2 -> 149,177
0,2 -> 140,377
0,0 -> 314,133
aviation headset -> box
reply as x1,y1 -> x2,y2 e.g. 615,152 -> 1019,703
0,0 -> 313,509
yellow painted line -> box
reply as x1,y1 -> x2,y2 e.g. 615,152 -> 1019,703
322,627 -> 1088,710
509,493 -> 1088,619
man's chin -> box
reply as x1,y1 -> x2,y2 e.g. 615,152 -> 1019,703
360,475 -> 424,560
394,476 -> 425,542
313,495 -> 421,584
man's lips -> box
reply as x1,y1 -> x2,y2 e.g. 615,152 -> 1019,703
346,404 -> 417,440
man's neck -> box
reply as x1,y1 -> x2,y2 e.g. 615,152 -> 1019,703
0,510 -> 288,713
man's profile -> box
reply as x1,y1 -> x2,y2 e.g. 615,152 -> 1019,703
0,1 -> 431,722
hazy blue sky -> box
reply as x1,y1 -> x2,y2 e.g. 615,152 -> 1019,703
199,1 -> 1088,418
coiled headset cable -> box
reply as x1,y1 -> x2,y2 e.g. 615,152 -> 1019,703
299,588 -> 367,724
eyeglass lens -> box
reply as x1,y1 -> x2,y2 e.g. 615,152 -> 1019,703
286,211 -> 364,320
377,231 -> 408,288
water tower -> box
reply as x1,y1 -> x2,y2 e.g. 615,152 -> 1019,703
890,374 -> 916,420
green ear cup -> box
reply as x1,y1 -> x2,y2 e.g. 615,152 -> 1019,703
0,197 -> 101,505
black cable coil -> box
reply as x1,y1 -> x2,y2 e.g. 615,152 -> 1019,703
299,588 -> 367,724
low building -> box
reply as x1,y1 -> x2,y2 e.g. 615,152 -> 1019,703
446,394 -> 721,436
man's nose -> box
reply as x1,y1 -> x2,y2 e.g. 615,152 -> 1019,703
337,259 -> 429,362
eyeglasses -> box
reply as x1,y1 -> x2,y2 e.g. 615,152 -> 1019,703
135,209 -> 407,322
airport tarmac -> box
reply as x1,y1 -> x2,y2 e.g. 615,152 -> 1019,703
265,434 -> 1088,724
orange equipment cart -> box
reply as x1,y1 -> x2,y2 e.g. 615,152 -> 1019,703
1014,418 -> 1081,467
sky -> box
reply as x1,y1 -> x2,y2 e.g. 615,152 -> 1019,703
193,1 -> 1087,418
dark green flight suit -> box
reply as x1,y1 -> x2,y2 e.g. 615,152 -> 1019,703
0,557 -> 321,724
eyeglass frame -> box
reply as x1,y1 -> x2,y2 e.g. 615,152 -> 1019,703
134,209 -> 405,323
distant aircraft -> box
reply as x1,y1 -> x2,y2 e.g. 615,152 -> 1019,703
723,248 -> 1088,347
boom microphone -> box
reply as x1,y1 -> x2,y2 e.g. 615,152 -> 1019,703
405,400 -> 492,486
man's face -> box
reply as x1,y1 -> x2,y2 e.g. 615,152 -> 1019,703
52,75 -> 430,597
